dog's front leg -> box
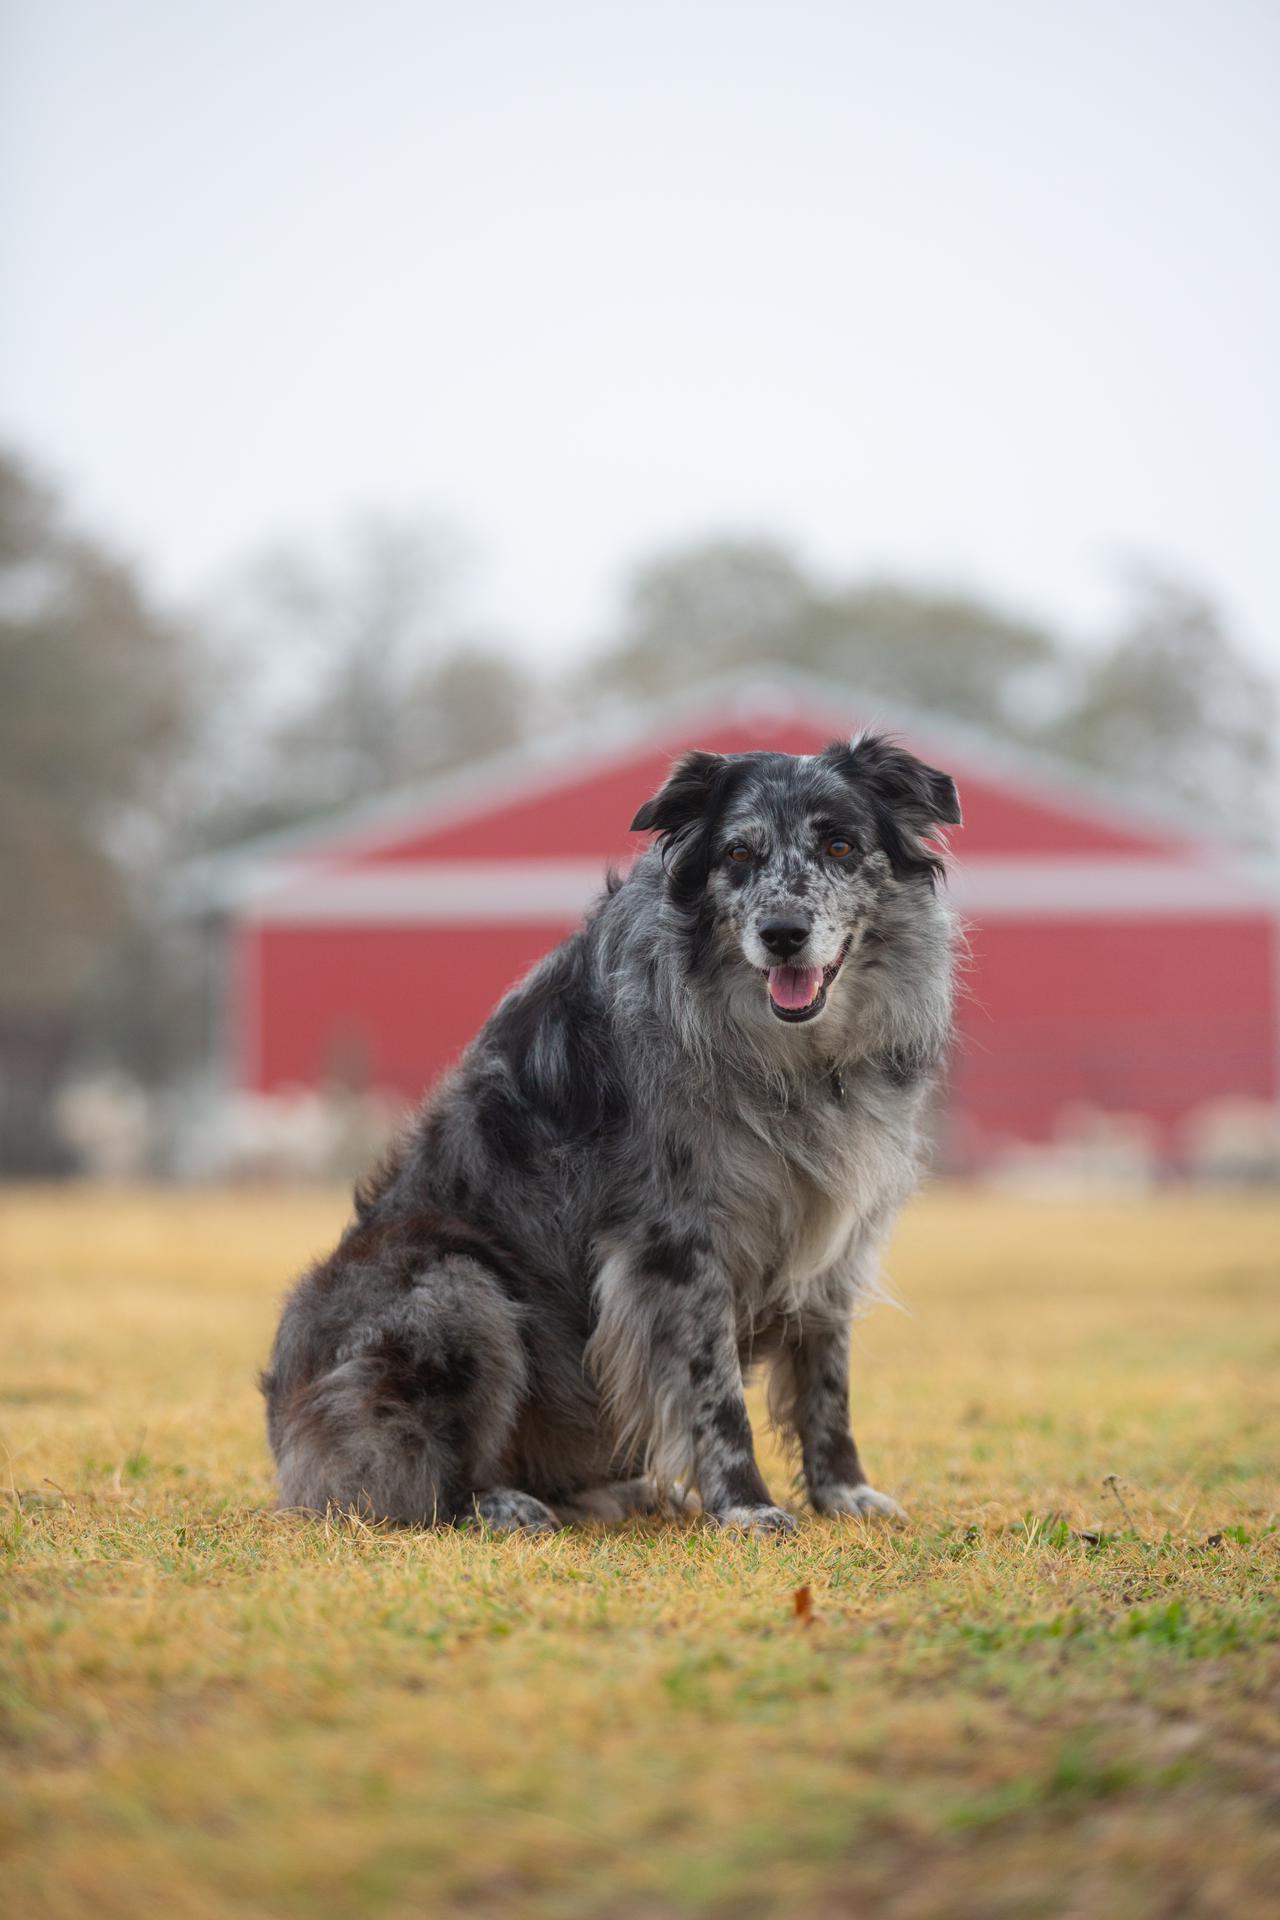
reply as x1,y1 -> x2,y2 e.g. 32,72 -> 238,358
780,1313 -> 905,1521
689,1307 -> 795,1534
590,1248 -> 794,1535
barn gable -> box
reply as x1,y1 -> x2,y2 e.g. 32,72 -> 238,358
210,670 -> 1263,921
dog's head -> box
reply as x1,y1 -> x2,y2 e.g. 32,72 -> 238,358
631,738 -> 961,1028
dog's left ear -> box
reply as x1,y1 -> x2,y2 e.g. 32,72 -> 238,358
630,750 -> 730,835
822,734 -> 961,883
823,734 -> 962,831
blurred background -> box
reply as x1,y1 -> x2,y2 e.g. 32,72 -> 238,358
2,0 -> 1278,1186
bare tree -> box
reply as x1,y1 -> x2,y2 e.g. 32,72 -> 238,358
592,534 -> 1061,733
0,449 -> 197,1168
591,534 -> 1275,845
200,515 -> 534,842
599,537 -> 815,692
1043,570 -> 1277,844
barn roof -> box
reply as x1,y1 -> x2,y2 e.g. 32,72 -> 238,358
192,667 -> 1278,920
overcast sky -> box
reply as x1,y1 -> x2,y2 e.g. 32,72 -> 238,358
2,0 -> 1278,670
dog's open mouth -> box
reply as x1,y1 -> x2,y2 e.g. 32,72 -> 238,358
765,944 -> 849,1023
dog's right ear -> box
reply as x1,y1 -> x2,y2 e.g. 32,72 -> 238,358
630,751 -> 729,836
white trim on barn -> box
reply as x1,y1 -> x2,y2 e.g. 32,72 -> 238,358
240,855 -> 1276,926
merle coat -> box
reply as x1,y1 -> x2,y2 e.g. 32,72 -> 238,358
262,736 -> 961,1533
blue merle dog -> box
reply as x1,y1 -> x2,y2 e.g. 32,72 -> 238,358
262,736 -> 961,1534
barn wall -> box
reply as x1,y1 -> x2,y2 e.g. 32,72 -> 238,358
238,909 -> 1279,1160
953,914 -> 1278,1151
240,920 -> 575,1100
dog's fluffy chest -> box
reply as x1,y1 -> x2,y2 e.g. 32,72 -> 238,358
714,1074 -> 921,1315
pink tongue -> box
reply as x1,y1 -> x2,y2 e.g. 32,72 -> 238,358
767,964 -> 823,1010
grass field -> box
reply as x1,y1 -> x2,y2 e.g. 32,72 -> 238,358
1,1184 -> 1277,1920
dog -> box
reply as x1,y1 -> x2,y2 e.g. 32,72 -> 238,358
262,734 -> 960,1534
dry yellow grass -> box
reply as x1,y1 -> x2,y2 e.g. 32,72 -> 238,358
1,1183 -> 1277,1920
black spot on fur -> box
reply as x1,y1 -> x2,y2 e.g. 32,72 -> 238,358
711,1397 -> 754,1453
328,1206 -> 532,1311
434,1341 -> 479,1398
879,1047 -> 923,1089
644,1227 -> 705,1287
682,896 -> 725,977
486,930 -> 629,1141
366,1334 -> 477,1417
472,1076 -> 540,1174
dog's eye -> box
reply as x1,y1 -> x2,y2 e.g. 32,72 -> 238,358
825,837 -> 854,860
727,844 -> 754,864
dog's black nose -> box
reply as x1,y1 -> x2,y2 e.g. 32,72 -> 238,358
759,920 -> 810,958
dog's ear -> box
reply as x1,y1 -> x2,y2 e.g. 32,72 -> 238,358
630,751 -> 730,836
821,734 -> 961,882
825,734 -> 962,830
631,750 -> 738,911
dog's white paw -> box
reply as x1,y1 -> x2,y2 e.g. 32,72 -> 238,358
813,1483 -> 906,1522
706,1504 -> 797,1536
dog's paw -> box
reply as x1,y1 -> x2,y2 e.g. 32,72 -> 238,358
811,1482 -> 906,1521
613,1474 -> 701,1519
471,1489 -> 562,1535
706,1503 -> 797,1536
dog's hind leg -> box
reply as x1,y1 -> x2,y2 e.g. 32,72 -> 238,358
266,1253 -> 531,1526
470,1489 -> 561,1533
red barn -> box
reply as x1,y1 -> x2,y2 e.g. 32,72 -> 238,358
207,672 -> 1280,1167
